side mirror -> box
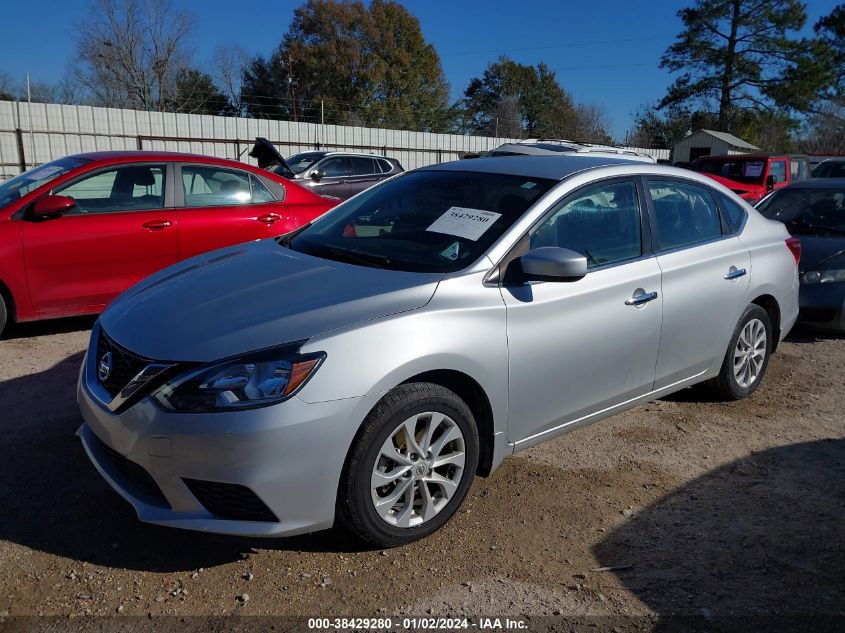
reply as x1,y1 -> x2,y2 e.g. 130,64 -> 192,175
518,247 -> 587,282
311,169 -> 324,182
766,174 -> 777,190
31,194 -> 76,218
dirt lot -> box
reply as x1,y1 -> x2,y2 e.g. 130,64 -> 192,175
0,317 -> 843,631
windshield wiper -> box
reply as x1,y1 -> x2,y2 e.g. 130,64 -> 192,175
320,247 -> 392,269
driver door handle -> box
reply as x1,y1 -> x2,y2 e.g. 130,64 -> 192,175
724,268 -> 747,280
625,291 -> 658,306
141,220 -> 171,230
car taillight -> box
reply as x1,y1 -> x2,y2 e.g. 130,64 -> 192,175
785,237 -> 801,265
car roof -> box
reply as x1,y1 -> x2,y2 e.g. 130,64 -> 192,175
697,153 -> 807,161
72,150 -> 242,161
417,154 -> 651,181
321,151 -> 395,160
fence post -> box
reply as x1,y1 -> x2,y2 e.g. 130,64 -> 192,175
14,128 -> 26,173
136,135 -> 143,150
437,149 -> 443,163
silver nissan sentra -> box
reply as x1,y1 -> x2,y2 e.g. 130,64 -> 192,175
77,155 -> 799,546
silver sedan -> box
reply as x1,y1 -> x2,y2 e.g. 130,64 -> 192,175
77,155 -> 799,546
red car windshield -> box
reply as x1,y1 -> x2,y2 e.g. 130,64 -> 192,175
697,158 -> 767,185
0,156 -> 91,208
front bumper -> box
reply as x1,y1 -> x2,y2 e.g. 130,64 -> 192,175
77,348 -> 383,537
798,282 -> 845,332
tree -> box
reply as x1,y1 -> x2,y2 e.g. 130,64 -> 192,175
212,43 -> 250,116
241,0 -> 452,130
72,0 -> 196,110
659,0 -> 834,129
0,74 -> 15,101
169,68 -> 230,115
459,57 -> 576,138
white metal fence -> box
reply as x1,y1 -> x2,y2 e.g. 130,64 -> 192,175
0,100 -> 669,181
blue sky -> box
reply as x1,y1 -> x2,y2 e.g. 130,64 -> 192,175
0,0 -> 839,139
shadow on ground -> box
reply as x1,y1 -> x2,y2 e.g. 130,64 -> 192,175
0,350 -> 369,575
2,315 -> 98,340
594,439 -> 845,631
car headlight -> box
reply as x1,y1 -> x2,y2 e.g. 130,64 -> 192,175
153,346 -> 325,412
802,269 -> 845,284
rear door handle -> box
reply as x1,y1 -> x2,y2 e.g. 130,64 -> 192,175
257,213 -> 281,224
724,268 -> 747,280
625,290 -> 658,306
141,220 -> 171,230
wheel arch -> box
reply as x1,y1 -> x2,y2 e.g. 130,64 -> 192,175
750,293 -> 781,352
399,369 -> 497,477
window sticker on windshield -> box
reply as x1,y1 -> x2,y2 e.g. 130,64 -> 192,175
440,241 -> 461,261
426,207 -> 502,241
744,162 -> 764,178
521,181 -> 537,189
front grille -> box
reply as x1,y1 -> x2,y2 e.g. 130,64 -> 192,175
799,307 -> 836,323
94,435 -> 169,508
96,330 -> 152,399
183,478 -> 279,523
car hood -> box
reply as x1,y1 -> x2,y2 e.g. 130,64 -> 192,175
793,234 -> 845,272
100,239 -> 443,362
249,137 -> 296,179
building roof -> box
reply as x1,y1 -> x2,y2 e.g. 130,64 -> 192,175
693,129 -> 759,150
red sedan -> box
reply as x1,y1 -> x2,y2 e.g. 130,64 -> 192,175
0,151 -> 337,335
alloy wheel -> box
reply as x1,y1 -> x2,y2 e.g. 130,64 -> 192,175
370,412 -> 466,528
733,318 -> 767,388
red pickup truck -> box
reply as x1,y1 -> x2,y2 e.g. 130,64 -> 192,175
692,154 -> 810,204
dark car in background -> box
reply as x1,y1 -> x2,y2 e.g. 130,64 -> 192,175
757,179 -> 845,331
250,138 -> 404,199
812,158 -> 845,179
693,154 -> 810,204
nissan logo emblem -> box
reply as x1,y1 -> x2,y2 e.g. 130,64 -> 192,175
98,351 -> 113,382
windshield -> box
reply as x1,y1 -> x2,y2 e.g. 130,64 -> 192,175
0,157 -> 90,208
812,161 -> 845,178
288,170 -> 556,272
286,152 -> 325,175
696,158 -> 766,184
757,187 -> 845,235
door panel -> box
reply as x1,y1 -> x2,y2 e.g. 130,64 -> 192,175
22,163 -> 177,314
648,178 -> 751,387
654,238 -> 750,387
503,259 -> 663,443
22,210 -> 177,313
176,165 -> 289,259
504,178 -> 661,444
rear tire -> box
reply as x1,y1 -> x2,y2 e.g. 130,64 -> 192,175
337,382 -> 479,547
706,304 -> 772,400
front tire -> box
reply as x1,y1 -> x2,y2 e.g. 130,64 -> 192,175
337,382 -> 479,547
0,294 -> 7,338
706,304 -> 772,400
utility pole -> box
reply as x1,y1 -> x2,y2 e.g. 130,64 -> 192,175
287,55 -> 297,122
26,73 -> 35,168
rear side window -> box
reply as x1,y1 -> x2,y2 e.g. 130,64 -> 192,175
349,157 -> 377,176
530,180 -> 642,267
181,166 -> 264,207
250,175 -> 277,203
649,180 -> 722,250
377,159 -> 394,174
715,191 -> 747,233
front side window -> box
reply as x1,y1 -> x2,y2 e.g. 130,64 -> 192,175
317,157 -> 348,177
289,170 -> 555,273
769,160 -> 787,185
530,180 -> 642,267
649,180 -> 722,250
182,166 -> 256,207
56,164 -> 166,214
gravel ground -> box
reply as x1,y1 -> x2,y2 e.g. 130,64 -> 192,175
0,317 -> 843,631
